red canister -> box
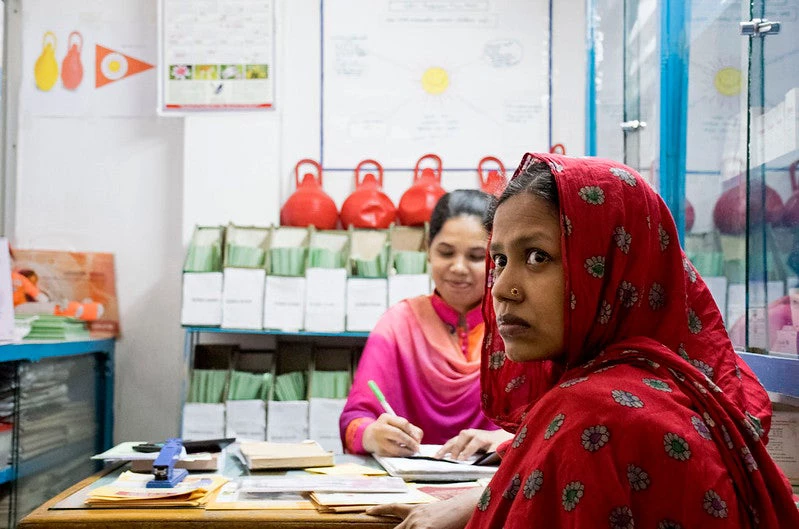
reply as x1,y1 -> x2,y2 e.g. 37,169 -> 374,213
398,154 -> 446,226
341,159 -> 396,229
477,156 -> 507,197
280,159 -> 339,229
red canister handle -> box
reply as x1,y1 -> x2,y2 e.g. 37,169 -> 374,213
355,159 -> 384,188
549,143 -> 566,155
413,153 -> 443,182
477,156 -> 505,186
294,159 -> 323,187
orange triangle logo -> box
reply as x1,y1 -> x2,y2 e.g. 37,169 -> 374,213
95,45 -> 153,88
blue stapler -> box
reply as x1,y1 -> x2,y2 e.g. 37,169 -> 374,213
145,438 -> 188,488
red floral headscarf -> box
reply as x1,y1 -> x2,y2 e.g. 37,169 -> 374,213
481,153 -> 770,432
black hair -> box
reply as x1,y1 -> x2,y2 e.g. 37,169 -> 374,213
428,189 -> 493,243
484,160 -> 558,231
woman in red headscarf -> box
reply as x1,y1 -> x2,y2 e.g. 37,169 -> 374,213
368,154 -> 798,528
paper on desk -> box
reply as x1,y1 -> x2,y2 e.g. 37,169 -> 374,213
206,481 -> 315,510
85,471 -> 227,506
309,487 -> 435,510
304,462 -> 387,476
237,475 -> 407,493
91,441 -> 216,462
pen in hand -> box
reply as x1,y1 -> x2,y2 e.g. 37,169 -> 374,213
367,379 -> 423,452
368,379 -> 396,416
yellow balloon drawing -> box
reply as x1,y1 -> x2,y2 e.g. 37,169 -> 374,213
34,32 -> 59,92
421,67 -> 450,95
714,67 -> 741,97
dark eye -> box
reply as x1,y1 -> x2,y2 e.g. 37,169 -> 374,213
527,249 -> 551,266
492,254 -> 507,268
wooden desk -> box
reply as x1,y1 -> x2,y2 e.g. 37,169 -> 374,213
19,464 -> 398,529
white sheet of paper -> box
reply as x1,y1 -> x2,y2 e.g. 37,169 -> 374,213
346,278 -> 387,331
222,268 -> 266,329
226,400 -> 266,440
182,403 -> 225,440
308,398 -> 346,454
304,268 -> 347,332
266,400 -> 309,443
263,276 -> 306,331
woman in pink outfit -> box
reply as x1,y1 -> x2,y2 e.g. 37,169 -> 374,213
339,190 -> 523,456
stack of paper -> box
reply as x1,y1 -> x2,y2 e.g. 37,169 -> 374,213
393,251 -> 427,274
373,445 -> 499,482
85,471 -> 227,507
269,247 -> 307,276
187,369 -> 227,403
22,315 -> 89,341
239,440 -> 333,470
308,371 -> 351,399
227,370 -> 272,400
308,247 -> 343,269
225,244 -> 266,268
309,488 -> 436,513
184,244 -> 222,272
273,371 -> 306,401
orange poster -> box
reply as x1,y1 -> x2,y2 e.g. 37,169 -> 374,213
12,250 -> 120,337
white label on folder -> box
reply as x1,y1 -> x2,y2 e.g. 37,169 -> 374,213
264,276 -> 306,331
222,268 -> 266,329
266,401 -> 309,443
181,272 -> 223,326
304,268 -> 347,332
182,403 -> 225,440
388,274 -> 431,308
308,398 -> 346,454
346,278 -> 387,332
226,400 -> 266,441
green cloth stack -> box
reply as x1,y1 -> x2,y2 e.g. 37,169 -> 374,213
226,244 -> 266,268
394,251 -> 427,274
273,371 -> 307,401
227,370 -> 273,400
269,247 -> 307,276
309,370 -> 352,399
352,247 -> 389,278
22,315 -> 90,341
308,247 -> 343,269
184,245 -> 222,272
187,369 -> 228,403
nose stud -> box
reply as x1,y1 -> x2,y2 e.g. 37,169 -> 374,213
510,288 -> 519,297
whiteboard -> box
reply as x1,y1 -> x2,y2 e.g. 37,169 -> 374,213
321,0 -> 550,169
159,0 -> 276,112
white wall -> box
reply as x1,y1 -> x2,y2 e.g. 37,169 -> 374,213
9,0 -> 586,442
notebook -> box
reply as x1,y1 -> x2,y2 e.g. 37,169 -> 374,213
239,440 -> 334,470
373,445 -> 499,482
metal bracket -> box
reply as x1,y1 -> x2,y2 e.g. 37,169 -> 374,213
740,18 -> 781,36
620,120 -> 647,132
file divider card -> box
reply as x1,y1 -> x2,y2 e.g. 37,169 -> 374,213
222,224 -> 270,329
182,226 -> 226,326
388,224 -> 432,308
266,400 -> 310,443
347,229 -> 389,331
264,226 -> 311,331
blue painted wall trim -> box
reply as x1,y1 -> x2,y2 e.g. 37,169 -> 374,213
585,0 -> 597,156
659,0 -> 691,244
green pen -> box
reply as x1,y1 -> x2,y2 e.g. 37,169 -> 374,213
368,379 -> 396,416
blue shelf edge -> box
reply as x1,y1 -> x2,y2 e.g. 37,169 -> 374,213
0,338 -> 115,362
183,326 -> 369,338
0,465 -> 12,485
738,352 -> 799,399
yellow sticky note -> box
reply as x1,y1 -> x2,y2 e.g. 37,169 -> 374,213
304,463 -> 387,476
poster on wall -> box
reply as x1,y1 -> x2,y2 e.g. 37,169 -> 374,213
159,0 -> 276,112
321,0 -> 549,169
11,250 -> 120,337
22,0 -> 157,117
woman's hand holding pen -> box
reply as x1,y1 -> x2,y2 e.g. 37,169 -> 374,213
362,414 -> 424,456
436,428 -> 514,460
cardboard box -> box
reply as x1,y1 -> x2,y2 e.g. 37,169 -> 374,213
266,400 -> 310,443
263,226 -> 310,331
305,230 -> 350,333
225,399 -> 266,441
388,225 -> 431,307
181,226 -> 225,326
346,229 -> 389,331
182,403 -> 225,441
221,225 -> 270,329
308,398 -> 347,454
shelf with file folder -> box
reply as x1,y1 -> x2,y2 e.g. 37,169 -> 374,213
183,326 -> 369,339
0,338 -> 115,362
15,438 -> 98,482
737,351 -> 799,399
